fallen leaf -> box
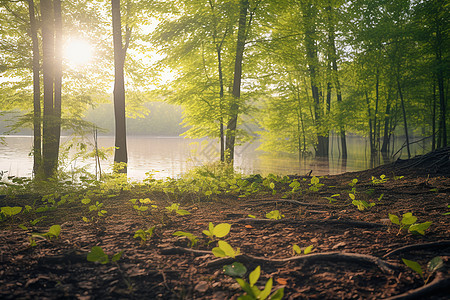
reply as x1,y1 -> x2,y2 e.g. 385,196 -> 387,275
244,225 -> 253,229
276,278 -> 288,285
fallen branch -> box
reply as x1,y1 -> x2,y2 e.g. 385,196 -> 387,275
383,273 -> 450,300
236,218 -> 387,229
203,252 -> 399,274
159,247 -> 398,274
383,241 -> 450,258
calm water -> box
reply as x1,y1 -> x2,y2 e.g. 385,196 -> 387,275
0,135 -> 426,181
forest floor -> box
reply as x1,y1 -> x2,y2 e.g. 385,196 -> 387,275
1,149 -> 450,299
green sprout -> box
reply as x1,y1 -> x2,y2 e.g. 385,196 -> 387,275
235,266 -> 285,300
389,212 -> 432,235
402,256 -> 443,284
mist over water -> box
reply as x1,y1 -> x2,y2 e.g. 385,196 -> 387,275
0,135 -> 428,180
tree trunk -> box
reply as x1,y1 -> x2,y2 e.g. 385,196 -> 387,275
398,76 -> 411,158
432,82 -> 436,150
112,0 -> 128,173
302,1 -> 326,157
28,0 -> 41,178
225,0 -> 249,163
53,0 -> 62,165
41,0 -> 57,179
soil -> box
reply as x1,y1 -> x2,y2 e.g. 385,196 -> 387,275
1,150 -> 450,299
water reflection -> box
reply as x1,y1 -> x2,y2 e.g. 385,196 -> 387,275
0,135 -> 427,180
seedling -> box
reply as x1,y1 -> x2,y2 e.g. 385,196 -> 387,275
0,206 -> 22,221
223,262 -> 247,277
402,256 -> 443,284
81,198 -> 107,222
173,231 -> 198,248
389,212 -> 432,235
32,224 -> 61,241
324,194 -> 340,204
212,240 -> 240,258
371,174 -> 388,185
87,246 -> 123,264
292,244 -> 313,256
134,226 -> 156,245
348,178 -> 358,194
443,205 -> 450,216
165,203 -> 190,216
350,193 -> 375,211
309,176 -> 324,192
235,266 -> 285,300
265,210 -> 284,220
203,222 -> 231,242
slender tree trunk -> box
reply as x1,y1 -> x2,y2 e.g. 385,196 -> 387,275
381,91 -> 391,154
217,47 -> 225,162
112,0 -> 129,173
374,68 -> 380,152
397,76 -> 411,158
434,4 -> 447,147
41,0 -> 57,179
225,0 -> 249,163
432,82 -> 436,150
28,0 -> 41,178
303,1 -> 326,157
53,0 -> 62,164
365,91 -> 374,155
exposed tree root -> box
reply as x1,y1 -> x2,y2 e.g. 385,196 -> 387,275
159,247 -> 398,274
235,218 -> 387,228
244,199 -> 344,208
383,241 -> 450,258
383,273 -> 450,300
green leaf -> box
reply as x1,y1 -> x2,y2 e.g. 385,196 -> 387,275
18,224 -> 28,231
402,258 -> 423,278
304,245 -> 313,254
409,222 -> 432,235
349,193 -> 355,200
129,199 -> 137,205
401,213 -> 417,225
1,206 -> 22,217
427,257 -> 443,274
81,198 -> 91,205
249,266 -> 261,287
213,223 -> 231,238
223,262 -> 247,277
217,240 -> 237,258
87,246 -> 109,264
47,225 -> 61,238
236,278 -> 254,296
111,250 -> 123,262
248,214 -> 256,218
270,287 -> 285,300
260,278 -> 273,300
389,213 -> 400,225
212,246 -> 226,258
176,209 -> 191,216
292,244 -> 301,255
311,176 -> 319,185
269,182 -> 275,190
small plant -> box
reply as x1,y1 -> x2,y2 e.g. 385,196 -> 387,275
292,244 -> 313,256
81,198 -> 107,222
0,206 -> 22,222
212,240 -> 240,258
443,205 -> 450,216
32,224 -> 61,241
165,203 -> 190,216
173,231 -> 199,247
203,222 -> 231,241
389,212 -> 432,235
348,178 -> 358,194
324,194 -> 340,204
235,266 -> 285,300
371,174 -> 388,185
134,226 -> 156,245
350,193 -> 375,211
87,246 -> 123,264
265,210 -> 284,220
309,176 -> 324,192
402,256 -> 443,284
223,262 -> 247,277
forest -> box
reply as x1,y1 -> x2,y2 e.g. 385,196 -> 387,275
1,1 -> 449,299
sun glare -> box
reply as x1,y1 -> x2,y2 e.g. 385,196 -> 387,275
64,38 -> 93,66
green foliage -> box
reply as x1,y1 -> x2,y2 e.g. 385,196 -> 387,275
87,246 -> 123,264
32,225 -> 61,241
389,212 -> 432,235
443,205 -> 450,216
402,257 -> 443,284
223,262 -> 247,278
292,244 -> 313,256
265,210 -> 284,220
134,226 -> 156,245
173,231 -> 198,248
212,240 -> 240,259
165,203 -> 190,216
235,266 -> 285,300
0,206 -> 22,222
350,193 -> 375,211
324,194 -> 340,204
371,175 -> 388,185
203,222 -> 231,241
309,176 -> 324,192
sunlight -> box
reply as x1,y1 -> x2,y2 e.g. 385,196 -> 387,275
64,38 -> 93,66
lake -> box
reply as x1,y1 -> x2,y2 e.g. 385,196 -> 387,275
0,135 -> 426,181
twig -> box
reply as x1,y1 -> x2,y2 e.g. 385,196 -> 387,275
235,218 -> 387,229
383,241 -> 450,258
383,273 -> 450,300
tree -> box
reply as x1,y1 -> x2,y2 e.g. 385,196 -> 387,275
112,0 -> 131,173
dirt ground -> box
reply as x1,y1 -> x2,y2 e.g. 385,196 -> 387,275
1,151 -> 450,299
